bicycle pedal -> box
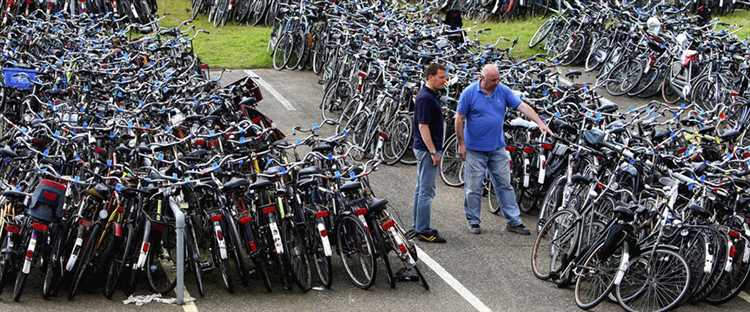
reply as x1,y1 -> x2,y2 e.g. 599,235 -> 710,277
199,261 -> 213,272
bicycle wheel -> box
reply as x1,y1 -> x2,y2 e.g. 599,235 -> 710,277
42,223 -> 64,298
146,233 -> 178,295
311,226 -> 333,288
574,241 -> 619,310
690,75 -> 716,111
585,37 -> 610,72
285,31 -> 305,70
281,219 -> 312,291
606,59 -> 643,96
0,231 -> 13,295
537,175 -> 565,232
13,229 -> 35,302
531,209 -> 579,281
248,0 -> 266,26
272,33 -> 292,70
69,223 -> 101,300
185,224 -> 205,297
440,134 -> 464,187
529,18 -> 555,48
387,113 -> 413,165
616,247 -> 691,312
105,222 -> 136,299
705,230 -> 750,304
336,214 -> 376,289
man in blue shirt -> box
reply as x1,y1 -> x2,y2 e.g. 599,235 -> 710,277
455,64 -> 552,235
412,63 -> 447,243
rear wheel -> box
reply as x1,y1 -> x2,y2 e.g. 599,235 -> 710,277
529,18 -> 555,48
336,214 -> 376,289
616,248 -> 690,312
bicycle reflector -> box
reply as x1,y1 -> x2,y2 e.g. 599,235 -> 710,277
354,207 -> 368,216
728,230 -> 740,239
4,224 -> 20,234
210,214 -> 223,222
381,219 -> 396,231
506,146 -> 517,153
31,222 -> 49,232
542,143 -> 554,151
314,210 -> 330,219
239,216 -> 253,225
523,146 -> 535,154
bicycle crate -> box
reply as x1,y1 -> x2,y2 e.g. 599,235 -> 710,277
2,67 -> 39,91
27,179 -> 67,223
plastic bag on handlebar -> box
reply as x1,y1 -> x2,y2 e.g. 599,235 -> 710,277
2,67 -> 39,91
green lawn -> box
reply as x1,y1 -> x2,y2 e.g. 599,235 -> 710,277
157,0 -> 271,69
156,1 -> 750,68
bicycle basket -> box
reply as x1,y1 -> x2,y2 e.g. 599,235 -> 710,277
2,67 -> 39,91
27,179 -> 67,222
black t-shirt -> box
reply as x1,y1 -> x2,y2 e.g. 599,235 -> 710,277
412,86 -> 444,152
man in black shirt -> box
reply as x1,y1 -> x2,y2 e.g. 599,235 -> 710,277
412,63 -> 447,243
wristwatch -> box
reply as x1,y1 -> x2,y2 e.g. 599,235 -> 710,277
430,150 -> 437,156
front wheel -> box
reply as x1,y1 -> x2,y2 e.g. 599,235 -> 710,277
616,247 -> 691,312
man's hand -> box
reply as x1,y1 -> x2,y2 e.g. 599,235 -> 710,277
538,122 -> 554,137
458,143 -> 466,161
431,152 -> 441,166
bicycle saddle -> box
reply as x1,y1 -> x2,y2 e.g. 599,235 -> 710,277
248,177 -> 273,190
340,181 -> 361,193
719,128 -> 741,141
2,190 -> 28,202
687,203 -> 710,218
564,70 -> 582,80
583,129 -> 605,146
298,166 -> 320,178
312,142 -> 333,153
222,177 -> 249,192
367,197 -> 388,215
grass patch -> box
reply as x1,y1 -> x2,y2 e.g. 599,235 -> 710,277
156,1 -> 749,69
157,0 -> 271,69
470,16 -> 547,59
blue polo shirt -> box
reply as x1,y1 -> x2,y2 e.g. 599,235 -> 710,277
412,86 -> 444,151
457,82 -> 521,152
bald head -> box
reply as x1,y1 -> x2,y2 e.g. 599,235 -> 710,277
479,64 -> 501,93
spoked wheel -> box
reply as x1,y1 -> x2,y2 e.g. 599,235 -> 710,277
530,209 -> 579,281
272,33 -> 292,71
606,59 -> 643,96
387,114 -> 413,166
440,134 -> 464,187
146,236 -> 179,295
281,220 -> 312,292
574,242 -> 619,310
529,18 -> 555,48
336,214 -> 376,290
616,248 -> 690,312
585,37 -> 610,72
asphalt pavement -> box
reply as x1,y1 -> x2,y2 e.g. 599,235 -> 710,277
1,68 -> 748,312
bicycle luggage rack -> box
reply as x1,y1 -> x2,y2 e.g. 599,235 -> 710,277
2,67 -> 40,91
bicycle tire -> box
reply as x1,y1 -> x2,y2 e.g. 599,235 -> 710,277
146,234 -> 178,295
336,214 -> 376,289
574,241 -> 618,310
69,223 -> 101,300
531,209 -> 580,281
13,229 -> 34,302
616,247 -> 691,312
529,17 -> 554,48
440,134 -> 464,187
281,219 -> 312,291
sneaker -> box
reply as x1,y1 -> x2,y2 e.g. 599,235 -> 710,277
468,224 -> 481,235
417,230 -> 447,243
506,223 -> 531,236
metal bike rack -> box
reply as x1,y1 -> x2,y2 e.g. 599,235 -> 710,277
169,198 -> 186,305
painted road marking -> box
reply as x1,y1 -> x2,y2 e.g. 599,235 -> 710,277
245,70 -> 297,111
416,246 -> 492,312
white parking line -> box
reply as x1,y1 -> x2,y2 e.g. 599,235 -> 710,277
244,70 -> 297,111
739,291 -> 750,304
416,246 -> 492,312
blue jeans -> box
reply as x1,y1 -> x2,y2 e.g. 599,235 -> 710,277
463,148 -> 522,226
413,149 -> 439,234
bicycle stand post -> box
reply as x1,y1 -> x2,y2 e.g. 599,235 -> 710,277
170,199 -> 186,305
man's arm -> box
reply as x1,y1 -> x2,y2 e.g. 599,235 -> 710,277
419,124 -> 437,154
454,113 -> 467,160
454,113 -> 465,146
517,102 -> 553,136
